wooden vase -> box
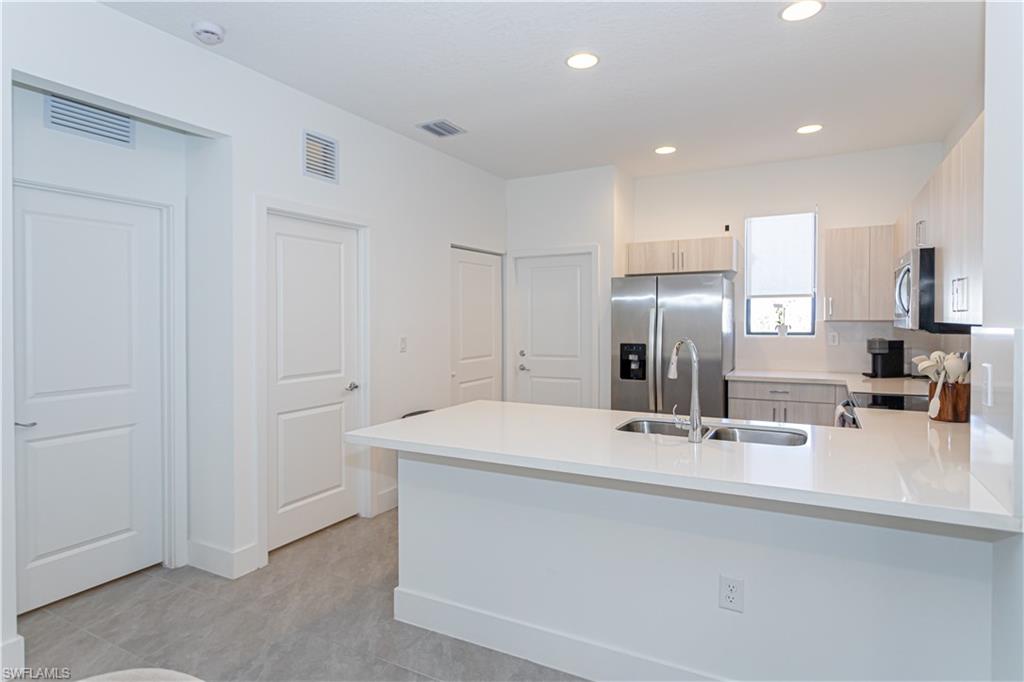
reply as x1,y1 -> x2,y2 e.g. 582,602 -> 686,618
927,381 -> 970,423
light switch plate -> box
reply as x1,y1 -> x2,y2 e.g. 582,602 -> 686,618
827,331 -> 839,346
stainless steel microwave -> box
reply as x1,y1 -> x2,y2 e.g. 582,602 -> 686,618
894,247 -> 971,334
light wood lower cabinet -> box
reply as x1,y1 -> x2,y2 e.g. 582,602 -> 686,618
729,398 -> 836,426
728,398 -> 779,422
728,380 -> 842,427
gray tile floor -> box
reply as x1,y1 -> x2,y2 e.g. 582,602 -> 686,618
19,510 -> 579,682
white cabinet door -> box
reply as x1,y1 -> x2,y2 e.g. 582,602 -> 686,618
450,248 -> 502,404
511,252 -> 595,407
15,185 -> 163,612
267,212 -> 361,550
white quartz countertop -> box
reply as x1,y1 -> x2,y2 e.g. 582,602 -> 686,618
346,400 -> 1018,534
728,369 -> 931,396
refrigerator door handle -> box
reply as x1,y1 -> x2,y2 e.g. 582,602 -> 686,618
655,308 -> 665,412
647,308 -> 657,411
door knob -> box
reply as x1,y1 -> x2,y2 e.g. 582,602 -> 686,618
345,382 -> 360,391
518,364 -> 530,372
15,421 -> 37,428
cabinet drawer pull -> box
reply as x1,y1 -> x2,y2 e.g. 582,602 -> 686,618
783,406 -> 788,422
768,390 -> 790,395
772,407 -> 777,421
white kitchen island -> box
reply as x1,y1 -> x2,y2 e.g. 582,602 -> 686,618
346,401 -> 1021,681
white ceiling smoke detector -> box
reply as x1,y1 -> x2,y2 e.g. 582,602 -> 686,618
192,20 -> 225,46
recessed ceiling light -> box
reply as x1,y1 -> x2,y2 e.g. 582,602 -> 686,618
796,124 -> 823,135
781,1 -> 823,22
566,52 -> 599,70
654,146 -> 677,155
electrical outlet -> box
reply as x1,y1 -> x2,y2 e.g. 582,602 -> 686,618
400,336 -> 408,353
827,331 -> 839,347
719,575 -> 744,613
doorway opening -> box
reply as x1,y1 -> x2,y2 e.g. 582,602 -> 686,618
11,85 -> 190,612
450,246 -> 504,405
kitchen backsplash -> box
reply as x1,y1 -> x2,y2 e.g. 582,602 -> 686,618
823,322 -> 970,375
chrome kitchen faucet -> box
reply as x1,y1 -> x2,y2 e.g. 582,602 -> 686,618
667,338 -> 702,443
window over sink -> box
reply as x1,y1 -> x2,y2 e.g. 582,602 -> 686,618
744,212 -> 817,336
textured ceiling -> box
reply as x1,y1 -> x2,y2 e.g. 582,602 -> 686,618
110,2 -> 984,178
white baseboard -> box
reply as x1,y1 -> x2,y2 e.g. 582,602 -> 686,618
394,588 -> 715,682
187,540 -> 264,579
1,635 -> 25,671
375,486 -> 397,514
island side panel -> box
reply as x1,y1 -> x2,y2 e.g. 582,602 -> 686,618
395,452 -> 993,682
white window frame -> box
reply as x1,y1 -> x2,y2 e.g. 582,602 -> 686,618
744,212 -> 818,337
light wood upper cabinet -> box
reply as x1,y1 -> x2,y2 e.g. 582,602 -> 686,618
625,236 -> 737,275
890,112 -> 983,325
678,236 -> 738,273
823,224 -> 893,322
960,114 -> 984,324
868,224 -> 894,320
935,113 -> 983,325
823,227 -> 871,320
626,240 -> 677,274
892,203 -> 913,267
910,177 -> 933,248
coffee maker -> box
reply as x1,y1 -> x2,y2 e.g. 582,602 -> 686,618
864,338 -> 905,378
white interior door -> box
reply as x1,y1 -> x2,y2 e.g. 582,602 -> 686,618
14,185 -> 163,613
450,248 -> 503,404
511,252 -> 595,407
267,212 -> 361,550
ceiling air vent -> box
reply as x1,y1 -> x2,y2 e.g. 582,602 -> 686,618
45,95 -> 134,147
303,130 -> 339,183
418,119 -> 466,138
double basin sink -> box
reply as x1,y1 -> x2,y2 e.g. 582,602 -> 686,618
617,419 -> 807,446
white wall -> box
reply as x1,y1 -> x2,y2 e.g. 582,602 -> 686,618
633,143 -> 946,372
506,166 -> 616,408
982,1 -> 1024,330
612,168 -> 634,278
398,454 -> 994,681
978,3 -> 1024,678
0,0 -> 506,624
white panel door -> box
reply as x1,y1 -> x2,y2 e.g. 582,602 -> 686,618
14,185 -> 163,613
511,253 -> 595,407
267,212 -> 361,550
450,248 -> 503,404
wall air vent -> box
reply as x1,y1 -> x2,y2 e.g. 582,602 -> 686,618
45,95 -> 134,147
417,119 -> 466,138
303,130 -> 339,183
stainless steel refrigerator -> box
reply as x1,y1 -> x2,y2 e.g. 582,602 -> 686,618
611,273 -> 734,417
